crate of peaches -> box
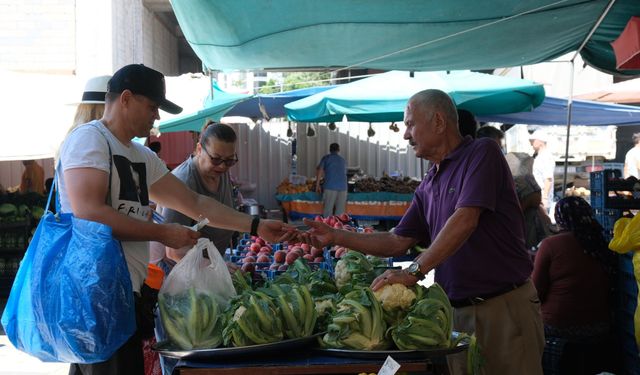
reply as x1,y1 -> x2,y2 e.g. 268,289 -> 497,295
231,235 -> 328,280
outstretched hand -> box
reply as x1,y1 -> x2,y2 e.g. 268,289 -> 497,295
257,219 -> 301,243
300,218 -> 336,249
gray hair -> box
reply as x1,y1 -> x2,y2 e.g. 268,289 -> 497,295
409,89 -> 458,126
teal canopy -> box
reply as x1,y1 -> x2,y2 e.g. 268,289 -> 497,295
171,0 -> 640,76
284,71 -> 545,123
158,82 -> 251,133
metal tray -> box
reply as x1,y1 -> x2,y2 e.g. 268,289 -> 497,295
153,333 -> 322,360
314,333 -> 468,360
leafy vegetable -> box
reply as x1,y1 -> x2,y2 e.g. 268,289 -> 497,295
392,283 -> 453,350
334,251 -> 375,292
321,287 -> 389,350
314,294 -> 339,333
259,283 -> 317,338
231,270 -> 252,294
222,290 -> 283,347
158,287 -> 224,349
374,283 -> 427,327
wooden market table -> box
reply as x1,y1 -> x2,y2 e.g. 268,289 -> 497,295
169,352 -> 450,375
275,192 -> 413,222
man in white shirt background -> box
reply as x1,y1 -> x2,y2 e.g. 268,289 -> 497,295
530,130 -> 555,214
624,133 -> 640,179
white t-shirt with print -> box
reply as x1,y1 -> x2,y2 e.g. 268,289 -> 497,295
58,120 -> 168,292
625,147 -> 640,178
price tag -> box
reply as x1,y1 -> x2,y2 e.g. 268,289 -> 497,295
378,355 -> 401,375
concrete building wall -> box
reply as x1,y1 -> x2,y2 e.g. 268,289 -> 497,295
144,6 -> 179,75
0,0 -> 180,76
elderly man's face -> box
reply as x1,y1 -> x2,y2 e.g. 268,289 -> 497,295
404,100 -> 437,159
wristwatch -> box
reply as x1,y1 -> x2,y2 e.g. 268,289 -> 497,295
405,261 -> 425,280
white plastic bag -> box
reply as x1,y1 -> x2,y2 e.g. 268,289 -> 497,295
158,238 -> 236,349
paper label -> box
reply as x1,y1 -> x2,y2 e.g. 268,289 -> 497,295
378,355 -> 401,375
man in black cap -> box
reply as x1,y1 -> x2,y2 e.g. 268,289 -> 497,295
57,64 -> 297,374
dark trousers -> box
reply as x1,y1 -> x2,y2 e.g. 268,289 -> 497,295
69,286 -> 157,375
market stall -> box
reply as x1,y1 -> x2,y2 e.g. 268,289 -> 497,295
153,233 -> 473,375
275,192 -> 412,221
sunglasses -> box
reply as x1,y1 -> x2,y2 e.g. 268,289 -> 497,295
200,142 -> 238,167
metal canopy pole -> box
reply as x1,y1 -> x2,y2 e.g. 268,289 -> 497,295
561,61 -> 575,197
561,0 -> 616,197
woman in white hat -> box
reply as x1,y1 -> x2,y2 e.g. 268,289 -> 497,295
56,76 -> 112,163
71,75 -> 111,129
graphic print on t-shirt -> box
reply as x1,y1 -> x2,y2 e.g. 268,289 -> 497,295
113,154 -> 150,219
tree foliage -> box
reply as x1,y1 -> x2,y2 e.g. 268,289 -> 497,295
258,72 -> 331,94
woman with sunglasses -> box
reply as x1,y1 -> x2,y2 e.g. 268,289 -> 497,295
157,120 -> 240,274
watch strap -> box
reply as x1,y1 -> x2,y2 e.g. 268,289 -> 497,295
408,262 -> 426,280
250,215 -> 260,236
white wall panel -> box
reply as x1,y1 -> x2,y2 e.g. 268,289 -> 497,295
190,120 -> 426,211
295,121 -> 424,183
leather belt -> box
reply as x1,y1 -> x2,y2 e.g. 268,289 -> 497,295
449,279 -> 528,308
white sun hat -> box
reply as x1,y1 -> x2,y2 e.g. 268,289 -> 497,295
77,75 -> 112,104
528,129 -> 549,143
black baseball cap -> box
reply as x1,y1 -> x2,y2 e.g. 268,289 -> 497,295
108,64 -> 182,114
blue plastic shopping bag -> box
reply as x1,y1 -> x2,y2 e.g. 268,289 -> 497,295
1,212 -> 136,363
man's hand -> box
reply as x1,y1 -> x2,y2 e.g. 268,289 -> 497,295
257,219 -> 300,243
301,218 -> 336,248
370,268 -> 419,291
315,184 -> 322,194
159,223 -> 200,249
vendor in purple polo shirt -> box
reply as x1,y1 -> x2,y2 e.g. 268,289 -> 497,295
304,89 -> 544,375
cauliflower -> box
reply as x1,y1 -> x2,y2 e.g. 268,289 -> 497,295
374,283 -> 417,311
334,260 -> 351,289
333,250 -> 375,291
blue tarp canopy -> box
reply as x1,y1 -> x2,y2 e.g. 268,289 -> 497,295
285,71 -> 545,123
479,96 -> 640,126
158,82 -> 251,133
225,86 -> 335,119
158,83 -> 337,133
171,0 -> 640,76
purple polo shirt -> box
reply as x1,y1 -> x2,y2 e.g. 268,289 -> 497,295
394,137 -> 532,300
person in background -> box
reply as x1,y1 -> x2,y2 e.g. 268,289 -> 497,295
457,109 -> 477,139
56,75 -> 112,164
157,120 -> 240,274
624,132 -> 640,179
315,143 -> 348,217
148,141 -> 161,156
529,129 -> 555,213
304,89 -> 543,374
71,76 -> 112,129
58,64 -> 296,375
19,160 -> 45,194
532,196 -> 617,374
476,125 -> 505,151
506,152 -> 551,252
